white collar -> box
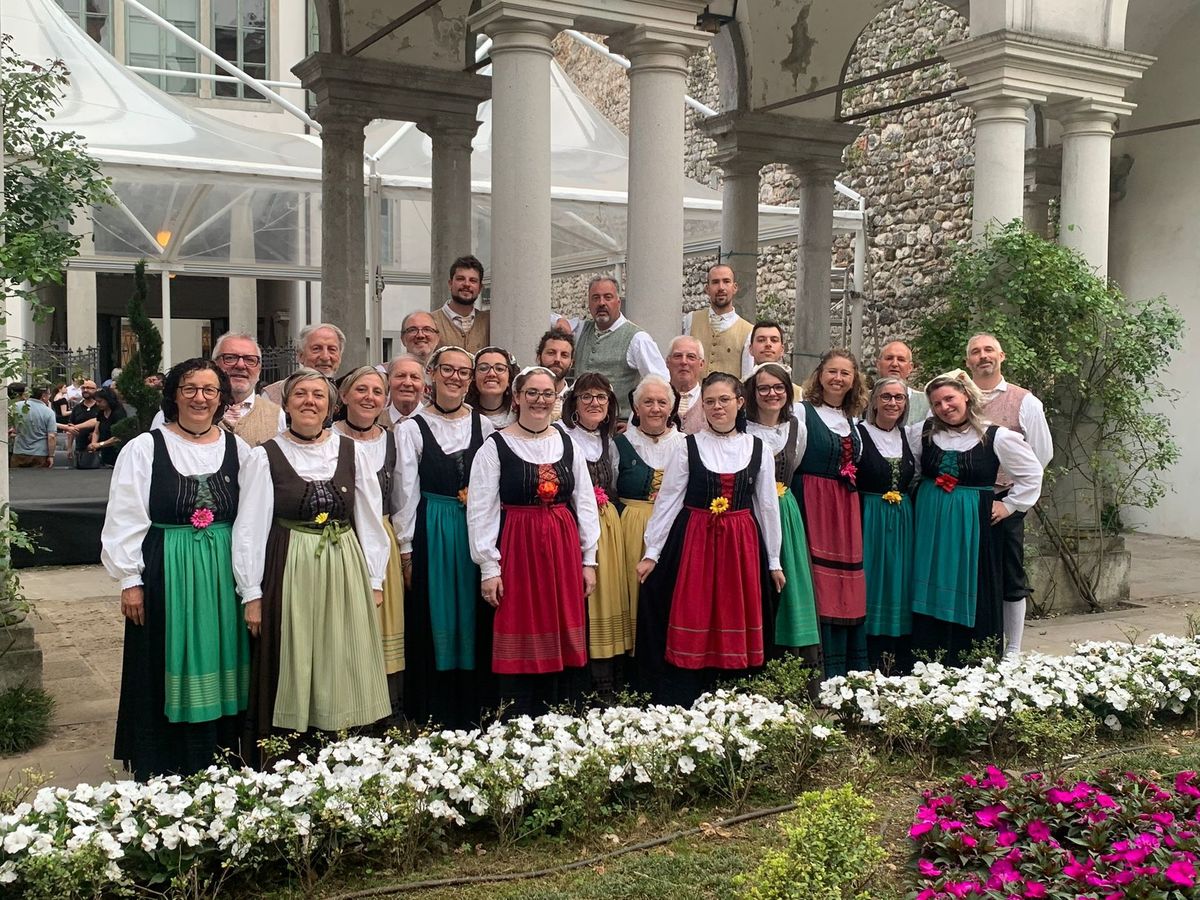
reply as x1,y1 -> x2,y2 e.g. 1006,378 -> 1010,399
678,383 -> 700,401
707,307 -> 738,322
979,378 -> 1008,395
233,394 -> 257,409
441,302 -> 476,321
595,313 -> 629,334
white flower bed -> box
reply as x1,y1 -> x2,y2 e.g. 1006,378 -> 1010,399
819,633 -> 1200,732
0,690 -> 832,892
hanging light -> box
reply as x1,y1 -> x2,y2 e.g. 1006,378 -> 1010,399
696,0 -> 738,34
155,229 -> 172,248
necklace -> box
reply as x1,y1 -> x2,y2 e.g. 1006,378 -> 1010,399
176,421 -> 213,438
518,421 -> 550,436
288,427 -> 323,442
477,399 -> 504,413
640,427 -> 667,439
432,399 -> 464,415
343,418 -> 378,434
710,423 -> 738,436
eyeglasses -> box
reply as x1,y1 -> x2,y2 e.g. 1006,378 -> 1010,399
475,363 -> 508,375
403,326 -> 438,337
178,385 -> 221,399
755,384 -> 788,396
702,394 -> 737,407
577,392 -> 608,405
217,353 -> 261,367
435,364 -> 472,380
522,389 -> 557,402
878,393 -> 908,404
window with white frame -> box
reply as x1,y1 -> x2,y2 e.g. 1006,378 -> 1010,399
213,0 -> 268,100
126,0 -> 200,94
54,0 -> 114,52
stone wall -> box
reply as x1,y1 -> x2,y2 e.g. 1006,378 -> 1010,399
550,0 -> 975,360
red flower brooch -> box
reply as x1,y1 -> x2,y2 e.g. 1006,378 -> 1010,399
594,486 -> 610,509
935,473 -> 959,492
537,480 -> 559,504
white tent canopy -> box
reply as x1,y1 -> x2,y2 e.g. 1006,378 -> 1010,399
10,0 -> 863,283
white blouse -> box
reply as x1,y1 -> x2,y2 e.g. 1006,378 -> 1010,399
746,417 -> 807,466
466,429 -> 601,581
392,409 -> 495,553
861,421 -> 904,458
620,426 -> 685,474
561,424 -> 620,477
101,429 -> 253,589
336,426 -> 402,517
642,429 -> 783,571
232,433 -> 391,602
810,402 -> 853,437
481,407 -> 516,430
903,423 -> 1043,513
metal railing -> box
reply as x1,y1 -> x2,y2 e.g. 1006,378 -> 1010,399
259,344 -> 297,387
16,342 -> 99,386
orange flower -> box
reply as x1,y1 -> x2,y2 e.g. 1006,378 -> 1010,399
537,480 -> 558,503
457,487 -> 468,506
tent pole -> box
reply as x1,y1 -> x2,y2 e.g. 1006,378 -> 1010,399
367,164 -> 384,364
161,270 -> 173,370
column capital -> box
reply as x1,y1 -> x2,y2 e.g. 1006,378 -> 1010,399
1047,98 -> 1129,134
416,114 -> 481,147
607,25 -> 710,65
710,151 -> 762,179
701,110 -> 860,171
313,107 -> 371,134
468,3 -> 572,46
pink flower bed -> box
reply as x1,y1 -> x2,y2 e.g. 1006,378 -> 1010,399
911,766 -> 1200,899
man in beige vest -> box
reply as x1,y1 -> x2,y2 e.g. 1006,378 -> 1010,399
683,264 -> 753,378
261,323 -> 344,406
434,255 -> 491,354
153,332 -> 284,446
966,332 -> 1053,658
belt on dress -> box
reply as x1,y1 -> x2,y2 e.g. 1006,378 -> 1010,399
277,518 -> 352,557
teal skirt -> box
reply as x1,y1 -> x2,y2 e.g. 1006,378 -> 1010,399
775,488 -> 820,648
423,492 -> 481,671
862,493 -> 914,638
912,481 -> 991,628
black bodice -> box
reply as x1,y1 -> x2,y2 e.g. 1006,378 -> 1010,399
918,421 -> 1001,487
148,429 -> 240,525
415,412 -> 485,496
262,437 -> 356,525
682,434 -> 763,511
377,428 -> 397,517
856,423 -> 916,495
492,428 -> 576,506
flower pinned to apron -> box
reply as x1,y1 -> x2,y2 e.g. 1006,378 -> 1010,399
839,460 -> 858,486
313,511 -> 330,525
709,496 -> 730,517
190,507 -> 214,529
594,486 -> 610,509
935,473 -> 958,492
457,487 -> 469,506
537,480 -> 559,504
882,490 -> 903,505
775,481 -> 788,498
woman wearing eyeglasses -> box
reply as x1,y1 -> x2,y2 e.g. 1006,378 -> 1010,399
103,358 -> 252,778
333,366 -> 406,722
792,349 -> 869,678
635,371 -> 785,707
393,347 -> 495,727
856,377 -> 917,672
561,373 -> 633,700
466,366 -> 600,717
234,368 -> 392,761
743,364 -> 821,683
466,347 -> 518,430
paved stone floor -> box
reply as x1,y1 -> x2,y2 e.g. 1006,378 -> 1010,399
4,532 -> 1200,788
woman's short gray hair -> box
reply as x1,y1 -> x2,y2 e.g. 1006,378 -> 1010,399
866,377 -> 910,427
631,373 -> 674,408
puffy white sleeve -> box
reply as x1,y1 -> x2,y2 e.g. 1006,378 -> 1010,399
391,419 -> 423,554
641,440 -> 689,562
751,438 -> 783,570
570,447 -> 600,567
904,422 -> 926,462
352,442 -> 390,590
793,413 -> 809,463
741,333 -> 753,381
150,410 -> 166,430
100,433 -> 155,589
466,436 -> 503,580
628,331 -> 669,379
1020,394 -> 1054,469
232,446 -> 273,602
681,310 -> 694,334
994,427 -> 1043,513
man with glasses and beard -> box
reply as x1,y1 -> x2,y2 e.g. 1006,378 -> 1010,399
61,378 -> 99,465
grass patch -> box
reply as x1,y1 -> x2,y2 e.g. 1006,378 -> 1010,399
0,684 -> 54,756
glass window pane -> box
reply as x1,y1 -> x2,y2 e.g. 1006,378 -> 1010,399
244,0 -> 266,26
212,0 -> 237,28
243,32 -> 266,66
210,0 -> 269,100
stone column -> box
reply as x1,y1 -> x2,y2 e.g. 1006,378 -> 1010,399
790,163 -> 840,375
470,10 -> 567,355
422,118 -> 480,309
714,153 -> 761,320
1056,103 -> 1120,275
316,110 -> 369,366
968,96 -> 1031,239
228,197 -> 258,337
610,28 -> 707,350
1023,146 -> 1062,238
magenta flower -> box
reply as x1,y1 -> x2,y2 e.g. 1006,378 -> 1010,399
910,820 -> 935,839
190,507 -> 215,529
975,804 -> 1007,827
1166,859 -> 1197,887
1026,820 -> 1051,843
1022,883 -> 1047,898
918,858 -> 942,878
982,766 -> 1009,790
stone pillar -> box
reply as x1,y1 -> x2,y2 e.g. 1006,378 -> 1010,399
968,97 -> 1031,239
791,163 -> 840,375
1056,103 -> 1120,274
470,10 -> 567,355
422,118 -> 480,309
316,111 -> 369,366
1023,146 -> 1062,238
610,28 -> 708,350
714,153 -> 761,320
228,197 -> 258,337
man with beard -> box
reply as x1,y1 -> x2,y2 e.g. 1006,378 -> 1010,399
573,276 -> 667,420
384,354 -> 426,425
261,323 -> 344,405
965,332 -> 1053,659
682,264 -> 753,377
61,378 -> 99,465
400,311 -> 440,368
152,333 -> 284,445
535,329 -> 575,422
434,255 -> 490,353
876,339 -> 929,420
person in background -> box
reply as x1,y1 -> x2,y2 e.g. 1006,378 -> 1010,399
745,321 -> 802,399
435,255 -> 491,353
876,340 -> 929,421
383,355 -> 426,426
467,346 -> 518,430
261,323 -> 345,405
11,385 -> 58,468
536,330 -> 575,422
88,387 -> 128,467
467,366 -> 600,718
666,335 -> 705,433
400,311 -> 440,369
857,376 -> 917,672
682,264 -> 753,378
51,383 -> 71,425
965,332 -> 1052,657
62,378 -> 99,463
102,358 -> 250,778
103,367 -> 121,388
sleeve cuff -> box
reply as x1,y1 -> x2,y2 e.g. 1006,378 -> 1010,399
400,541 -> 413,555
119,575 -> 143,590
240,589 -> 262,604
370,578 -> 384,590
481,562 -> 501,580
582,549 -> 597,567
644,546 -> 661,563
1002,499 -> 1018,515
768,557 -> 781,571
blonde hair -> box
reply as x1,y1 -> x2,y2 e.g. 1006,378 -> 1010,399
281,367 -> 337,422
924,369 -> 988,440
338,365 -> 387,400
801,349 -> 868,417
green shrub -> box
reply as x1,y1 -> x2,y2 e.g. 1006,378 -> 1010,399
738,784 -> 884,900
0,684 -> 54,756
